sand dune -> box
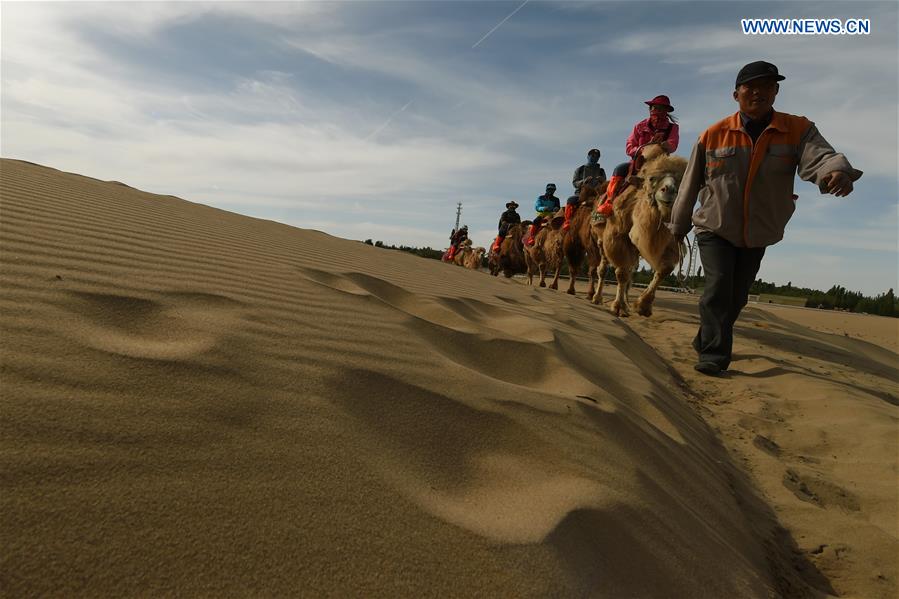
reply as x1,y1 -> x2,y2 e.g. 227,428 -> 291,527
1,158 -> 894,597
626,294 -> 898,599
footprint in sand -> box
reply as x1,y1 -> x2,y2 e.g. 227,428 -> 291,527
60,290 -> 244,360
295,267 -> 372,297
297,267 -> 480,334
782,469 -> 860,511
329,368 -> 614,543
753,434 -> 783,457
301,270 -> 685,442
297,268 -> 558,342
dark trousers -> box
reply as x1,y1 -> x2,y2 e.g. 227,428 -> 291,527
694,232 -> 766,370
612,162 -> 630,177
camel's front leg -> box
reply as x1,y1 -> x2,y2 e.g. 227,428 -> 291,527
635,267 -> 671,317
635,271 -> 661,316
585,258 -> 597,300
566,258 -> 579,296
549,264 -> 561,290
592,254 -> 608,305
538,264 -> 547,288
610,266 -> 631,317
525,256 -> 535,285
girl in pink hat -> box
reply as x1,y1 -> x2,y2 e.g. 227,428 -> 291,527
596,95 -> 679,220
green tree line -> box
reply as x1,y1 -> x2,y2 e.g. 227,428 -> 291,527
363,239 -> 445,261
746,280 -> 898,317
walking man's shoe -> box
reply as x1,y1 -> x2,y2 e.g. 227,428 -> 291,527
694,361 -> 722,376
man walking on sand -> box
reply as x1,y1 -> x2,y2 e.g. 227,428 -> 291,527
667,61 -> 862,376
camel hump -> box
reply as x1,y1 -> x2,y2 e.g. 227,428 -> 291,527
641,143 -> 667,162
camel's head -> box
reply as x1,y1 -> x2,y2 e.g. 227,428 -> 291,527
631,155 -> 687,220
648,172 -> 680,206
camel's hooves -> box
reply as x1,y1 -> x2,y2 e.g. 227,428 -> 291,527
635,301 -> 653,317
566,289 -> 576,296
539,281 -> 546,288
549,284 -> 557,290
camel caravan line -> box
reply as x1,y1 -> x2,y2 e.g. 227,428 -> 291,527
450,143 -> 688,318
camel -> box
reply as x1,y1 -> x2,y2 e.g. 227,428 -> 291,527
523,214 -> 565,288
494,221 -> 529,278
591,144 -> 687,317
562,180 -> 608,297
463,246 -> 486,270
451,239 -> 476,268
487,249 -> 501,276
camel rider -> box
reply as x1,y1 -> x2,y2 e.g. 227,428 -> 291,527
595,95 -> 680,222
491,201 -> 521,252
524,184 -> 560,246
565,148 -> 606,230
446,225 -> 469,261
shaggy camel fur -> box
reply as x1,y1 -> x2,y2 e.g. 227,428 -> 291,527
523,215 -> 565,288
463,246 -> 486,270
495,222 -> 529,278
451,239 -> 472,266
452,239 -> 484,270
592,145 -> 687,316
562,180 -> 608,297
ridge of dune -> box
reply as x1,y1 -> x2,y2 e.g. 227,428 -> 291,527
0,158 -> 855,596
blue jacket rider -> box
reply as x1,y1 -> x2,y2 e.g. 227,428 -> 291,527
525,183 -> 559,246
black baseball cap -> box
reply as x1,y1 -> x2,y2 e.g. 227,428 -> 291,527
546,183 -> 557,191
735,61 -> 785,88
588,148 -> 600,156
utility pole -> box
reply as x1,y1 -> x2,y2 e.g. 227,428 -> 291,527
454,202 -> 462,232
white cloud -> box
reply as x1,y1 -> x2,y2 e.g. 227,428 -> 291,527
0,3 -> 513,208
595,16 -> 898,178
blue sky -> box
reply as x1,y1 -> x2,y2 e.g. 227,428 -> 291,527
2,1 -> 896,295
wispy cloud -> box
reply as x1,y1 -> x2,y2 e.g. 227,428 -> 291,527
1,1 -> 895,294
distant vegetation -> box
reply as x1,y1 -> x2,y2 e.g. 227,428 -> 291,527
747,280 -> 898,317
363,239 -> 445,261
363,240 -> 898,318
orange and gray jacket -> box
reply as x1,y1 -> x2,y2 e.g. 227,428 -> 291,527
668,111 -> 862,248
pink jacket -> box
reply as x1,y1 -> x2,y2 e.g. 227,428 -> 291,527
625,118 -> 679,159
